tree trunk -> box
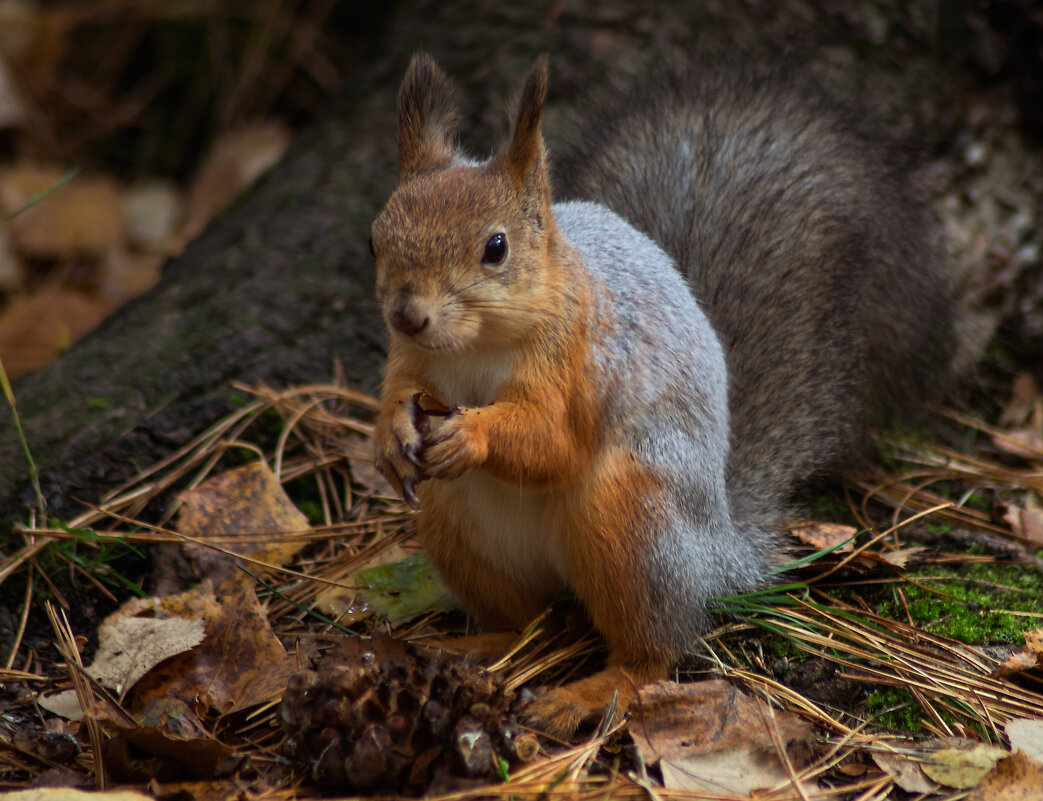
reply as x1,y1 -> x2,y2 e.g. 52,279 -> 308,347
1,0 -> 1039,533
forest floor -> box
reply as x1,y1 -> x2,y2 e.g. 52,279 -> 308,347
0,3 -> 1042,800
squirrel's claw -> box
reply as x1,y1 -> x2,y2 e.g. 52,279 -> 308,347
403,441 -> 423,468
401,475 -> 420,510
421,409 -> 488,480
373,396 -> 428,508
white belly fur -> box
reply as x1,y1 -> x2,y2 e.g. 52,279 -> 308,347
426,346 -> 516,407
426,348 -> 566,592
449,470 -> 568,594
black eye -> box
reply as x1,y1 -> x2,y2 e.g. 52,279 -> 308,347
367,236 -> 376,258
482,233 -> 507,265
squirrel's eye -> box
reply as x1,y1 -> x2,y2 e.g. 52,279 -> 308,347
482,233 -> 507,265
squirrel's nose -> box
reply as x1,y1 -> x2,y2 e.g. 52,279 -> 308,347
388,302 -> 430,336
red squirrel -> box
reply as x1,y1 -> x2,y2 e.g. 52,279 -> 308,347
370,54 -> 952,735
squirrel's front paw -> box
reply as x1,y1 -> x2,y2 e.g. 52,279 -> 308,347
373,397 -> 427,508
421,408 -> 489,480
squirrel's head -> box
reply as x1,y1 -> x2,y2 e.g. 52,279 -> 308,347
370,53 -> 558,352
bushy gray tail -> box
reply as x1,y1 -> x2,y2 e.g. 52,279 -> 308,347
556,65 -> 953,528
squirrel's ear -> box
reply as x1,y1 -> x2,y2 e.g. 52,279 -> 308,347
397,52 -> 461,180
500,55 -> 550,203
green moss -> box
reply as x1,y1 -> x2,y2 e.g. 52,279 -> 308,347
876,559 -> 1043,644
865,687 -> 923,731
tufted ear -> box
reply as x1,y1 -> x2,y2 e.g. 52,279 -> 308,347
396,52 -> 461,180
497,55 -> 551,220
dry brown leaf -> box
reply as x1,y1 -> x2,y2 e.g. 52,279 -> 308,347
0,286 -> 116,378
0,227 -> 18,289
921,744 -> 1010,789
183,122 -> 290,241
872,751 -> 937,794
0,55 -> 25,129
966,751 -> 1043,801
999,373 -> 1042,427
98,248 -> 163,303
4,791 -> 152,801
177,460 -> 310,577
878,546 -> 927,567
629,679 -> 813,796
994,429 -> 1043,461
121,179 -> 183,252
87,616 -> 205,697
788,521 -> 856,552
1,166 -> 124,257
102,706 -> 238,783
1005,719 -> 1043,764
992,629 -> 1043,678
124,576 -> 295,716
1003,504 -> 1043,544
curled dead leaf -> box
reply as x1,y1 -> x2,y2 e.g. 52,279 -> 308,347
991,629 -> 1043,678
788,521 -> 856,553
629,679 -> 814,796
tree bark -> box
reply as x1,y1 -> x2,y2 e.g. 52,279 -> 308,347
1,0 -> 1039,533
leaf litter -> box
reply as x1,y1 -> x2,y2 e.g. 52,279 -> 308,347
0,376 -> 1042,799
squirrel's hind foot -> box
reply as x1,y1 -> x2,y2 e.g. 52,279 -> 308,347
521,664 -> 663,738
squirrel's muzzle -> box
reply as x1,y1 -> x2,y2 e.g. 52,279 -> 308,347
387,294 -> 432,337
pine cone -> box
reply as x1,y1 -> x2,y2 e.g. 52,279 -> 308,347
279,636 -> 537,794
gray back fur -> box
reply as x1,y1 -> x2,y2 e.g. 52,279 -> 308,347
555,65 -> 953,528
555,200 -> 774,638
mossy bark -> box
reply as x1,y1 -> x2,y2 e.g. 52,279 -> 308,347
1,0 -> 1040,534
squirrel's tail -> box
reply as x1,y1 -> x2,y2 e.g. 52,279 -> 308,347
556,65 -> 954,527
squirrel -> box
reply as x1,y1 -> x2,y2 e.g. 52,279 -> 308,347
370,53 -> 953,736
